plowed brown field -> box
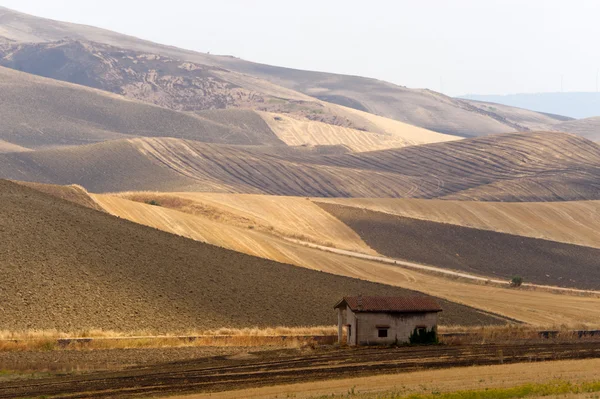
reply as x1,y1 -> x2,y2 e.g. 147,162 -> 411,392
1,343 -> 599,399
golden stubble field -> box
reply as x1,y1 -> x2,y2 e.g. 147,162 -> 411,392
258,109 -> 460,152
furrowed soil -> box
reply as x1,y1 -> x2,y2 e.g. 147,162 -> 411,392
0,179 -> 500,331
3,132 -> 600,202
315,197 -> 600,249
1,343 -> 599,398
317,204 -> 600,290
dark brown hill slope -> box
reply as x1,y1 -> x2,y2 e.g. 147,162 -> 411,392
0,66 -> 283,149
0,6 -> 569,137
318,204 -> 600,291
0,132 -> 598,201
0,180 -> 502,331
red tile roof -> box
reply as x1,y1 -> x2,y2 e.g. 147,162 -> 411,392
335,296 -> 442,313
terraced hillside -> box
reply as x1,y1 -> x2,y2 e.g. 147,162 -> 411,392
551,117 -> 600,142
315,198 -> 600,249
318,204 -> 600,290
0,6 -> 570,137
1,132 -> 599,201
0,179 -> 505,331
0,66 -> 285,149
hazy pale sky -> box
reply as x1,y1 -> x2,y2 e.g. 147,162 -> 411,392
1,0 -> 600,96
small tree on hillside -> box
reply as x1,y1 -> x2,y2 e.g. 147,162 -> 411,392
510,276 -> 524,287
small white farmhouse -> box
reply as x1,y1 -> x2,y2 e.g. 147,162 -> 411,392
334,296 -> 442,346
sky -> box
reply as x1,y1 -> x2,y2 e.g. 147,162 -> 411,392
1,0 -> 599,96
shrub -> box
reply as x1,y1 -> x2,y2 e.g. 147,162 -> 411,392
511,276 -> 524,287
145,199 -> 161,207
409,327 -> 439,345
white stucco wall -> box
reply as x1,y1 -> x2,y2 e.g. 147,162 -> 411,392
339,308 -> 438,345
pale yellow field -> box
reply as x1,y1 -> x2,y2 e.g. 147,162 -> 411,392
0,139 -> 31,153
94,194 -> 353,262
259,111 -> 434,152
323,103 -> 462,146
315,198 -> 600,249
109,192 -> 374,253
169,358 -> 600,399
94,192 -> 600,327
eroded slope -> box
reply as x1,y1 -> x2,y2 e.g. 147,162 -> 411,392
0,66 -> 284,148
0,6 -> 570,137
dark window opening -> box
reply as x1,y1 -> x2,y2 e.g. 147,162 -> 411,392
378,328 -> 388,338
417,327 -> 427,335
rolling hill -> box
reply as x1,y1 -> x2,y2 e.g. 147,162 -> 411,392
0,42 -> 458,150
16,181 -> 600,326
0,6 -> 571,137
0,179 -> 507,331
550,116 -> 600,142
317,203 -> 600,290
314,197 -> 600,249
462,92 -> 600,119
258,111 -> 460,152
109,192 -> 374,253
0,66 -> 285,149
1,132 -> 598,201
0,64 -> 455,153
318,131 -> 600,202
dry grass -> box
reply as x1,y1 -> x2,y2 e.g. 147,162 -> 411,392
2,325 -> 598,352
438,325 -> 600,345
0,326 -> 337,340
303,381 -> 600,399
0,326 -> 338,352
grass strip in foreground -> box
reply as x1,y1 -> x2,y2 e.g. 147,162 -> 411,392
310,381 -> 600,399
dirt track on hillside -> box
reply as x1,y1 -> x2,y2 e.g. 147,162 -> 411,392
319,204 -> 600,290
1,343 -> 599,398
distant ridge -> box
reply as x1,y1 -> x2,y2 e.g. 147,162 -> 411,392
462,92 -> 600,119
0,66 -> 285,149
0,6 -> 571,137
